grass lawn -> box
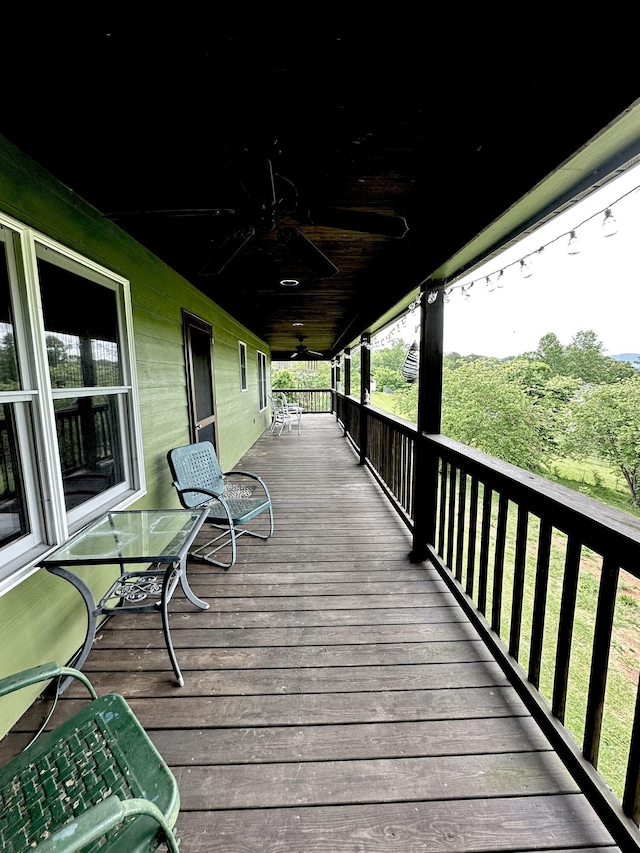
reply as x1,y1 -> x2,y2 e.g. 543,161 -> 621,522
546,456 -> 640,519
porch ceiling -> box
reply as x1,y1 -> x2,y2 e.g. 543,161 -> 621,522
2,20 -> 640,360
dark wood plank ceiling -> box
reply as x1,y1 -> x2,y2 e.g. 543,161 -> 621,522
2,19 -> 639,359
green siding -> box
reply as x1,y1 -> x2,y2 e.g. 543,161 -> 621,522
0,135 -> 272,735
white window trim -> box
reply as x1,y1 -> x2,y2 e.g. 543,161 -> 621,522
257,350 -> 268,411
239,340 -> 248,392
0,214 -> 145,596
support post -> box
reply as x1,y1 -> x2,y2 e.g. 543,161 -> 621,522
410,283 -> 444,562
359,333 -> 371,465
343,349 -> 351,397
342,349 -> 352,436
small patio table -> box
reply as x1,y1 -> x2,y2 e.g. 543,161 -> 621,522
40,508 -> 210,689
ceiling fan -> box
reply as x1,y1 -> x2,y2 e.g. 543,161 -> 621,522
290,336 -> 323,359
105,145 -> 409,279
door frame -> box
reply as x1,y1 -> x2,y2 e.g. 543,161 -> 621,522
182,310 -> 218,449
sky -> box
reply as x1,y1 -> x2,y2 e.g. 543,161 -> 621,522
394,161 -> 640,359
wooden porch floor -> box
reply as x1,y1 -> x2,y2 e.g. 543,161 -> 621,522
1,415 -> 621,852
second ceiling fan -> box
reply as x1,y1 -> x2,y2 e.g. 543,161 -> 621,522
290,336 -> 323,359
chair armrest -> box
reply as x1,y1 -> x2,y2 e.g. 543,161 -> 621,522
173,483 -> 221,503
0,662 -> 97,700
34,794 -> 180,853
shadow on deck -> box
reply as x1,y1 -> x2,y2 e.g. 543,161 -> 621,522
1,415 -> 620,852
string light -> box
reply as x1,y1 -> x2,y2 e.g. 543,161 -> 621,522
433,178 -> 639,303
602,207 -> 617,237
567,230 -> 581,255
336,178 -> 636,357
519,258 -> 533,278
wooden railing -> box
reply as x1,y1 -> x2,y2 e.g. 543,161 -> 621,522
331,389 -> 640,851
0,405 -> 114,502
276,388 -> 332,414
55,404 -> 113,475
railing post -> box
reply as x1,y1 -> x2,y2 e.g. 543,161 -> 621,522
344,349 -> 351,397
410,283 -> 443,562
359,334 -> 371,465
343,349 -> 351,437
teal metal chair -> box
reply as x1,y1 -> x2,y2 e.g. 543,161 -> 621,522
0,662 -> 180,852
167,440 -> 274,568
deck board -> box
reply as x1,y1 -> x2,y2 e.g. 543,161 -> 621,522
0,414 -> 622,852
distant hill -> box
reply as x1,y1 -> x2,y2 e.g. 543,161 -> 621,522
610,353 -> 640,368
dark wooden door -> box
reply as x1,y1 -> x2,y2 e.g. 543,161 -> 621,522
183,311 -> 218,449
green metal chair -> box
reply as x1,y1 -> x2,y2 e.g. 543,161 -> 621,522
167,440 -> 274,568
0,662 -> 180,852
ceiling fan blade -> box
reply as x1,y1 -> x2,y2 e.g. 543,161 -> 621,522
199,227 -> 256,276
307,207 -> 409,238
308,349 -> 324,357
278,227 -> 339,278
105,208 -> 238,221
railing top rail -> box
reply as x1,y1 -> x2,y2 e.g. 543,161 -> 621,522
427,432 -> 640,573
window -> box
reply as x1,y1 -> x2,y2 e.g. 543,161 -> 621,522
0,216 -> 143,592
239,341 -> 247,391
257,350 -> 267,411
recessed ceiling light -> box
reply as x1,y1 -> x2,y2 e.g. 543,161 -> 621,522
280,278 -> 299,287
293,322 -> 304,327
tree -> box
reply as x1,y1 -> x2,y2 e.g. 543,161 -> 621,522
566,330 -> 613,384
567,376 -> 640,505
441,358 -> 545,470
536,332 -> 567,376
371,338 -> 407,373
373,367 -> 405,392
392,383 -> 419,422
501,356 -> 580,456
0,333 -> 19,390
535,329 -> 636,385
271,361 -> 331,389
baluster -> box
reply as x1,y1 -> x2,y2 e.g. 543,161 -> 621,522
455,473 -> 467,582
478,485 -> 493,615
623,678 -> 640,821
437,460 -> 447,556
509,505 -> 529,660
553,536 -> 582,723
584,556 -> 620,768
446,465 -> 457,569
528,517 -> 552,689
491,493 -> 509,636
466,476 -> 479,598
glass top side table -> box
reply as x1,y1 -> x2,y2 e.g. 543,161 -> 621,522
40,508 -> 211,688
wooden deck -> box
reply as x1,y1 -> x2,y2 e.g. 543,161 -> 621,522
1,415 -> 621,852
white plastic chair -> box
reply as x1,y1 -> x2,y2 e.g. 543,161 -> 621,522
269,393 -> 299,435
280,392 -> 303,431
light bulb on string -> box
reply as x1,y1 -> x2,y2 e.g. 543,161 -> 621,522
495,270 -> 505,288
567,230 -> 581,255
519,257 -> 533,279
601,207 -> 618,237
